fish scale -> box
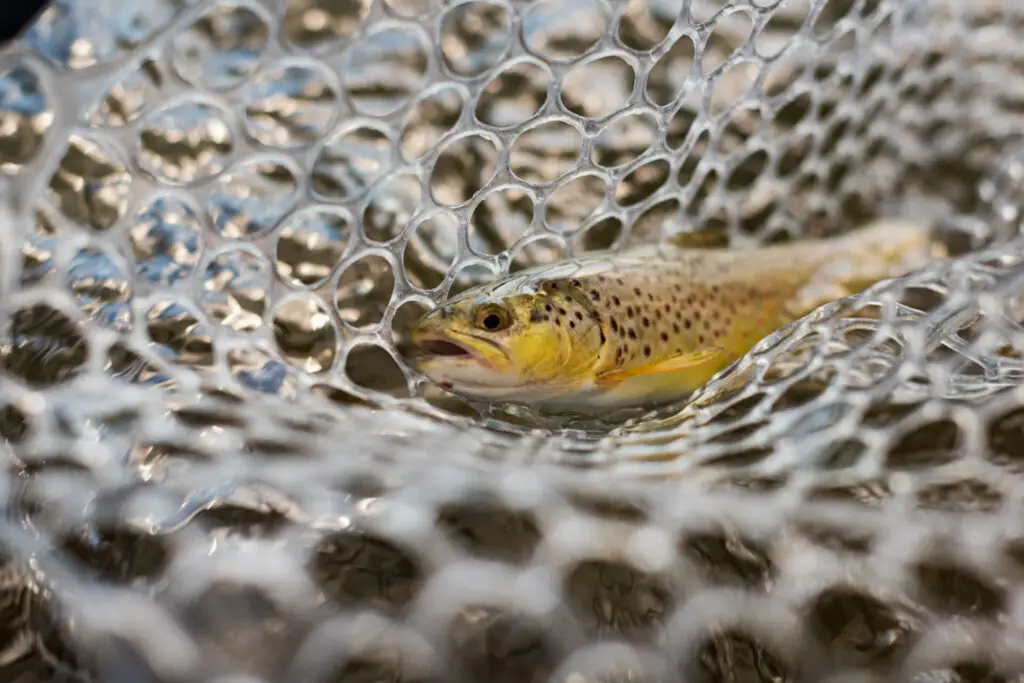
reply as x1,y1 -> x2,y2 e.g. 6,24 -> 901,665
537,250 -> 806,377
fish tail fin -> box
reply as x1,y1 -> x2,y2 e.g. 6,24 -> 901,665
785,218 -> 945,318
833,217 -> 945,280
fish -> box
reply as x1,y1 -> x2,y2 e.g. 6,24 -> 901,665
410,219 -> 946,412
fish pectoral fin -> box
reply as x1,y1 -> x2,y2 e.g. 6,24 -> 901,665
595,347 -> 727,389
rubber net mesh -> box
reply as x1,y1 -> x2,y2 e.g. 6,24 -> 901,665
2,0 -> 1024,681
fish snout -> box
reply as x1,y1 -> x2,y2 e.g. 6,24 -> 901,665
409,310 -> 481,366
410,308 -> 449,347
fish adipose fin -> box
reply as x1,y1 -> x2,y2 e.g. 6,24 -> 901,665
665,227 -> 731,250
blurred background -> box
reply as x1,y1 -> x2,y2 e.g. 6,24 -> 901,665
2,1 -> 1024,682
0,2 -> 46,44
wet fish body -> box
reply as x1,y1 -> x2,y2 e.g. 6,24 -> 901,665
412,220 -> 944,411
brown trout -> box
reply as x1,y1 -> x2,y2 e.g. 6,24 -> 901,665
411,220 -> 945,411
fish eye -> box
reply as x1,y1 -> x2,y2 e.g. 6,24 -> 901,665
475,304 -> 511,332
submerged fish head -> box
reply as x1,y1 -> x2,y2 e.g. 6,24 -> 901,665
411,286 -> 604,403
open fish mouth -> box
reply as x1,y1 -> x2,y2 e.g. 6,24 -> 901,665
416,336 -> 474,359
412,328 -> 510,369
411,328 -> 537,395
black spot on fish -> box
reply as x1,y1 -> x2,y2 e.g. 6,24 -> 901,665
626,308 -> 635,319
633,287 -> 642,295
684,319 -> 692,329
545,304 -> 552,312
590,290 -> 600,301
610,319 -> 619,332
660,332 -> 669,341
642,317 -> 650,327
612,296 -> 621,306
599,329 -> 606,343
673,323 -> 680,333
558,307 -> 567,316
575,311 -> 583,321
530,310 -> 544,322
569,321 -> 576,328
628,329 -> 637,339
643,345 -> 651,357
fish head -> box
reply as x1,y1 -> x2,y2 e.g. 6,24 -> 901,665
411,285 -> 604,403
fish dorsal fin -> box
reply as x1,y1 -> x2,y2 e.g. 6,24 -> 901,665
665,227 -> 731,250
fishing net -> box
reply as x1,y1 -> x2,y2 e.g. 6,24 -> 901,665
2,0 -> 1024,680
